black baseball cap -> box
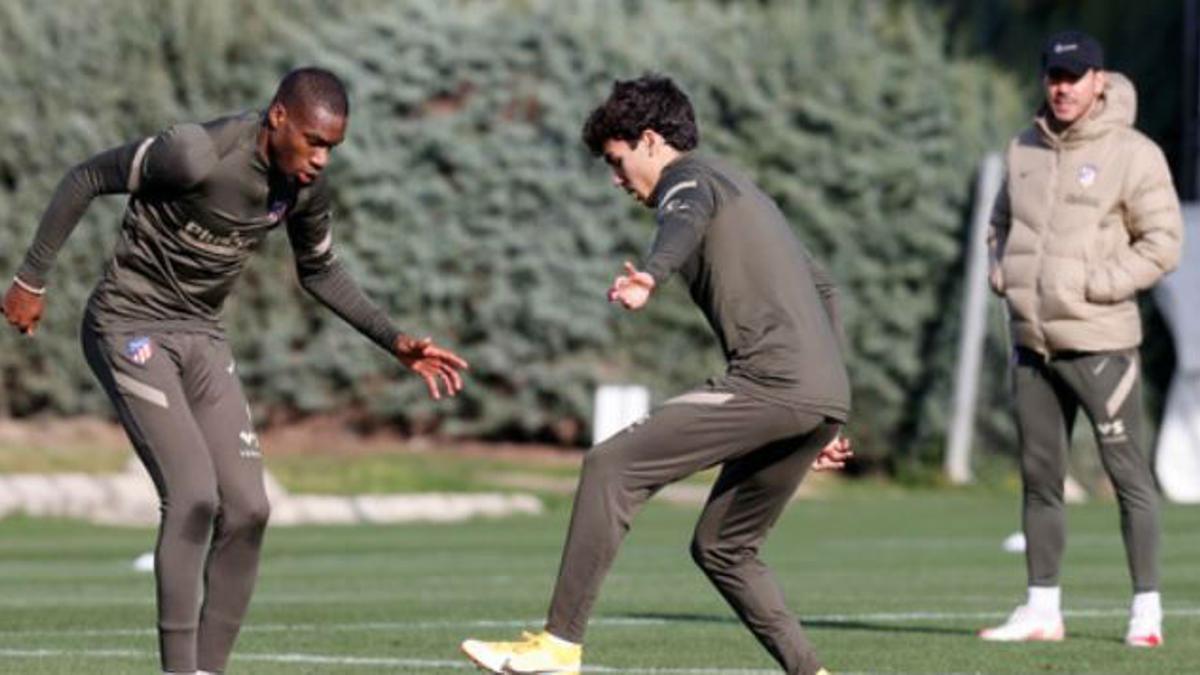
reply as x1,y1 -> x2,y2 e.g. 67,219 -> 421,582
1041,30 -> 1104,76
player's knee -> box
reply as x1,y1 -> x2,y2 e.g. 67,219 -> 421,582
170,492 -> 220,537
1110,475 -> 1157,505
690,535 -> 734,574
1020,460 -> 1063,493
224,496 -> 271,534
1022,477 -> 1064,506
580,446 -> 625,484
689,537 -> 711,569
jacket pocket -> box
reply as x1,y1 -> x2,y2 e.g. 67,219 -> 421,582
1040,256 -> 1089,319
1084,263 -> 1132,304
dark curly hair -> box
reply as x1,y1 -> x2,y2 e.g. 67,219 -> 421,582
581,74 -> 698,156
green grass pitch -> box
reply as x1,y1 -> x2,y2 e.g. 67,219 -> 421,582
1,492 -> 1197,673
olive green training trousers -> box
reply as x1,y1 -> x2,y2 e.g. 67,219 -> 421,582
545,382 -> 841,675
1013,347 -> 1160,594
83,312 -> 269,674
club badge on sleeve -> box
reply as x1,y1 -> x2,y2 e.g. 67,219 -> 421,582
123,336 -> 154,365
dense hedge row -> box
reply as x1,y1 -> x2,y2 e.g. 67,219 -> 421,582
0,0 -> 1026,462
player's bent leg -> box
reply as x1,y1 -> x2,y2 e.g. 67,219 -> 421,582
463,386 -> 809,673
461,631 -> 581,674
544,386 -> 808,644
195,483 -> 270,672
187,335 -> 271,673
690,411 -> 838,675
541,423 -> 662,644
82,323 -> 220,672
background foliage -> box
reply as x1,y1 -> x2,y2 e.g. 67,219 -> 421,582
2,0 -> 1043,467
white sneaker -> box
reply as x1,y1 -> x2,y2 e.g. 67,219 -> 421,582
1125,615 -> 1163,648
979,605 -> 1064,642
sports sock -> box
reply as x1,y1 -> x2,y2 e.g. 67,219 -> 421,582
1027,586 -> 1061,614
1132,591 -> 1161,619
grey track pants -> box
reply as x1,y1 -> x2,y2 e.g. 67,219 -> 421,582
82,315 -> 269,674
545,382 -> 841,675
1013,347 -> 1159,593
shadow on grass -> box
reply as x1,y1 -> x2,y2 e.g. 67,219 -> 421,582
617,611 -> 1121,643
622,611 -> 972,636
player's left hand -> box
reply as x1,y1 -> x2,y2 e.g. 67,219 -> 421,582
393,335 -> 469,400
607,261 -> 655,310
812,435 -> 853,472
2,281 -> 45,336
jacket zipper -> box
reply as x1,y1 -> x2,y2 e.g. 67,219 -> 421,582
1031,142 -> 1060,358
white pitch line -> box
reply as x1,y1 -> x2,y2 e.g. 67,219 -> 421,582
804,607 -> 1200,622
0,646 -> 797,673
0,648 -> 142,658
809,607 -> 1200,622
0,648 -> 473,670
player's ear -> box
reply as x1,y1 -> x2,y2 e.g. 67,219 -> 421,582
643,129 -> 658,155
267,101 -> 287,130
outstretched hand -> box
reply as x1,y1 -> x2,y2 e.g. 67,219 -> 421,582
393,335 -> 469,400
606,261 -> 656,310
2,282 -> 45,336
812,435 -> 853,472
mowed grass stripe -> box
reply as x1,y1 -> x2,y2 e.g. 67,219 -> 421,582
2,496 -> 1199,673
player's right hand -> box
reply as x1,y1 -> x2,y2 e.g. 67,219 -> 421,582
393,334 -> 469,400
2,281 -> 45,336
607,261 -> 655,310
812,435 -> 853,472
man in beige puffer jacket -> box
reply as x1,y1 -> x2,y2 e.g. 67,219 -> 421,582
981,30 -> 1182,649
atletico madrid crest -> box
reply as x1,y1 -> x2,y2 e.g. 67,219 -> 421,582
267,199 -> 289,224
124,336 -> 154,365
1077,164 -> 1098,188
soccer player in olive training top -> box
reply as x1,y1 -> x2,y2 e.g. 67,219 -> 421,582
2,67 -> 468,674
461,75 -> 853,675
